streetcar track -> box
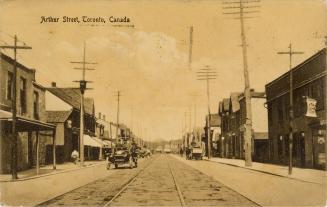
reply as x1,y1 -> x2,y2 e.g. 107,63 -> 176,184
102,156 -> 157,207
170,155 -> 262,207
167,156 -> 187,207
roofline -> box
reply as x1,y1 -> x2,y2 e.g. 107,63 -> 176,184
45,88 -> 94,116
266,47 -> 326,88
33,82 -> 46,91
1,52 -> 35,74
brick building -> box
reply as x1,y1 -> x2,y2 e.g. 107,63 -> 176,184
266,48 -> 327,170
0,53 -> 56,173
218,90 -> 268,162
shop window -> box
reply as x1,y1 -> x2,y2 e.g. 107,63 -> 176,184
20,77 -> 27,114
33,91 -> 39,120
6,71 -> 13,100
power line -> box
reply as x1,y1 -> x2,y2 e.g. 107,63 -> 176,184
0,35 -> 32,180
115,91 -> 121,145
277,43 -> 304,175
70,42 -> 97,166
222,0 -> 260,167
196,65 -> 217,159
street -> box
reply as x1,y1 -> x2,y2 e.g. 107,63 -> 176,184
40,154 -> 258,206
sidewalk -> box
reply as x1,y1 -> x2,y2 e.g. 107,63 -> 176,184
0,160 -> 113,206
0,160 -> 105,182
206,157 -> 327,185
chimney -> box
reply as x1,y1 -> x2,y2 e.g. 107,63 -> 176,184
51,82 -> 56,87
98,112 -> 102,119
103,115 -> 106,121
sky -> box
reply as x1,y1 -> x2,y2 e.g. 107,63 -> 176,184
0,0 -> 326,141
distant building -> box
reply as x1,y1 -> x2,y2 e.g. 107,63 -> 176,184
218,90 -> 268,162
266,48 -> 326,170
0,53 -> 56,173
204,113 -> 221,157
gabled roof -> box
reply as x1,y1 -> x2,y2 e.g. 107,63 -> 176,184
46,110 -> 72,123
222,98 -> 230,112
206,114 -> 221,127
230,92 -> 241,113
46,87 -> 94,115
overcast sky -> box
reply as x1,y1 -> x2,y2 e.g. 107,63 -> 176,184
1,0 -> 326,141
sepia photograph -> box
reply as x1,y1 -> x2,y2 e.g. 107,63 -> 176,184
0,0 -> 326,206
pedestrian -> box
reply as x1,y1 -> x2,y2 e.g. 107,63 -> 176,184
130,141 -> 138,167
71,150 -> 79,164
180,147 -> 183,157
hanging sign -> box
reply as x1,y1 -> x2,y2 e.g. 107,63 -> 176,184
305,97 -> 317,117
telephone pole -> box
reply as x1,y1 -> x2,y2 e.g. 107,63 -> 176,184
277,43 -> 304,175
223,0 -> 260,166
196,65 -> 217,159
115,91 -> 121,145
71,42 -> 96,166
0,35 -> 31,179
189,26 -> 193,70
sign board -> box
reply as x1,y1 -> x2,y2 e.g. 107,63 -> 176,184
317,136 -> 325,144
305,97 -> 317,117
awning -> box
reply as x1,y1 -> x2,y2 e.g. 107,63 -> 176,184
84,135 -> 102,147
0,109 -> 56,131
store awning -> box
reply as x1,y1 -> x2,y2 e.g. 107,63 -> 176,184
84,135 -> 102,147
0,109 -> 56,131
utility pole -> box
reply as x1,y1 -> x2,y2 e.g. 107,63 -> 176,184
189,92 -> 198,132
71,42 -> 96,166
223,0 -> 260,166
189,26 -> 193,70
115,91 -> 121,145
0,35 -> 31,180
277,43 -> 304,175
196,65 -> 217,159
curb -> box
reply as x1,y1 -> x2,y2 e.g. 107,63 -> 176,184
0,162 -> 107,183
204,159 -> 323,185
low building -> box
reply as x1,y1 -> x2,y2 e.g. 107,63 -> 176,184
204,113 -> 221,157
0,52 -> 56,173
45,83 -> 98,162
266,48 -> 326,170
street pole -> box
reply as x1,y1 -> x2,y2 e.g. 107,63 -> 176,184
188,26 -> 193,70
0,35 -> 32,180
277,43 -> 303,175
223,0 -> 260,167
71,42 -> 96,166
115,91 -> 121,146
196,65 -> 217,159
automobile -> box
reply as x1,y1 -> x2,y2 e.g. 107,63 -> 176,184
155,147 -> 163,153
164,148 -> 172,153
109,146 -> 135,169
138,148 -> 152,158
191,146 -> 203,160
145,149 -> 152,157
